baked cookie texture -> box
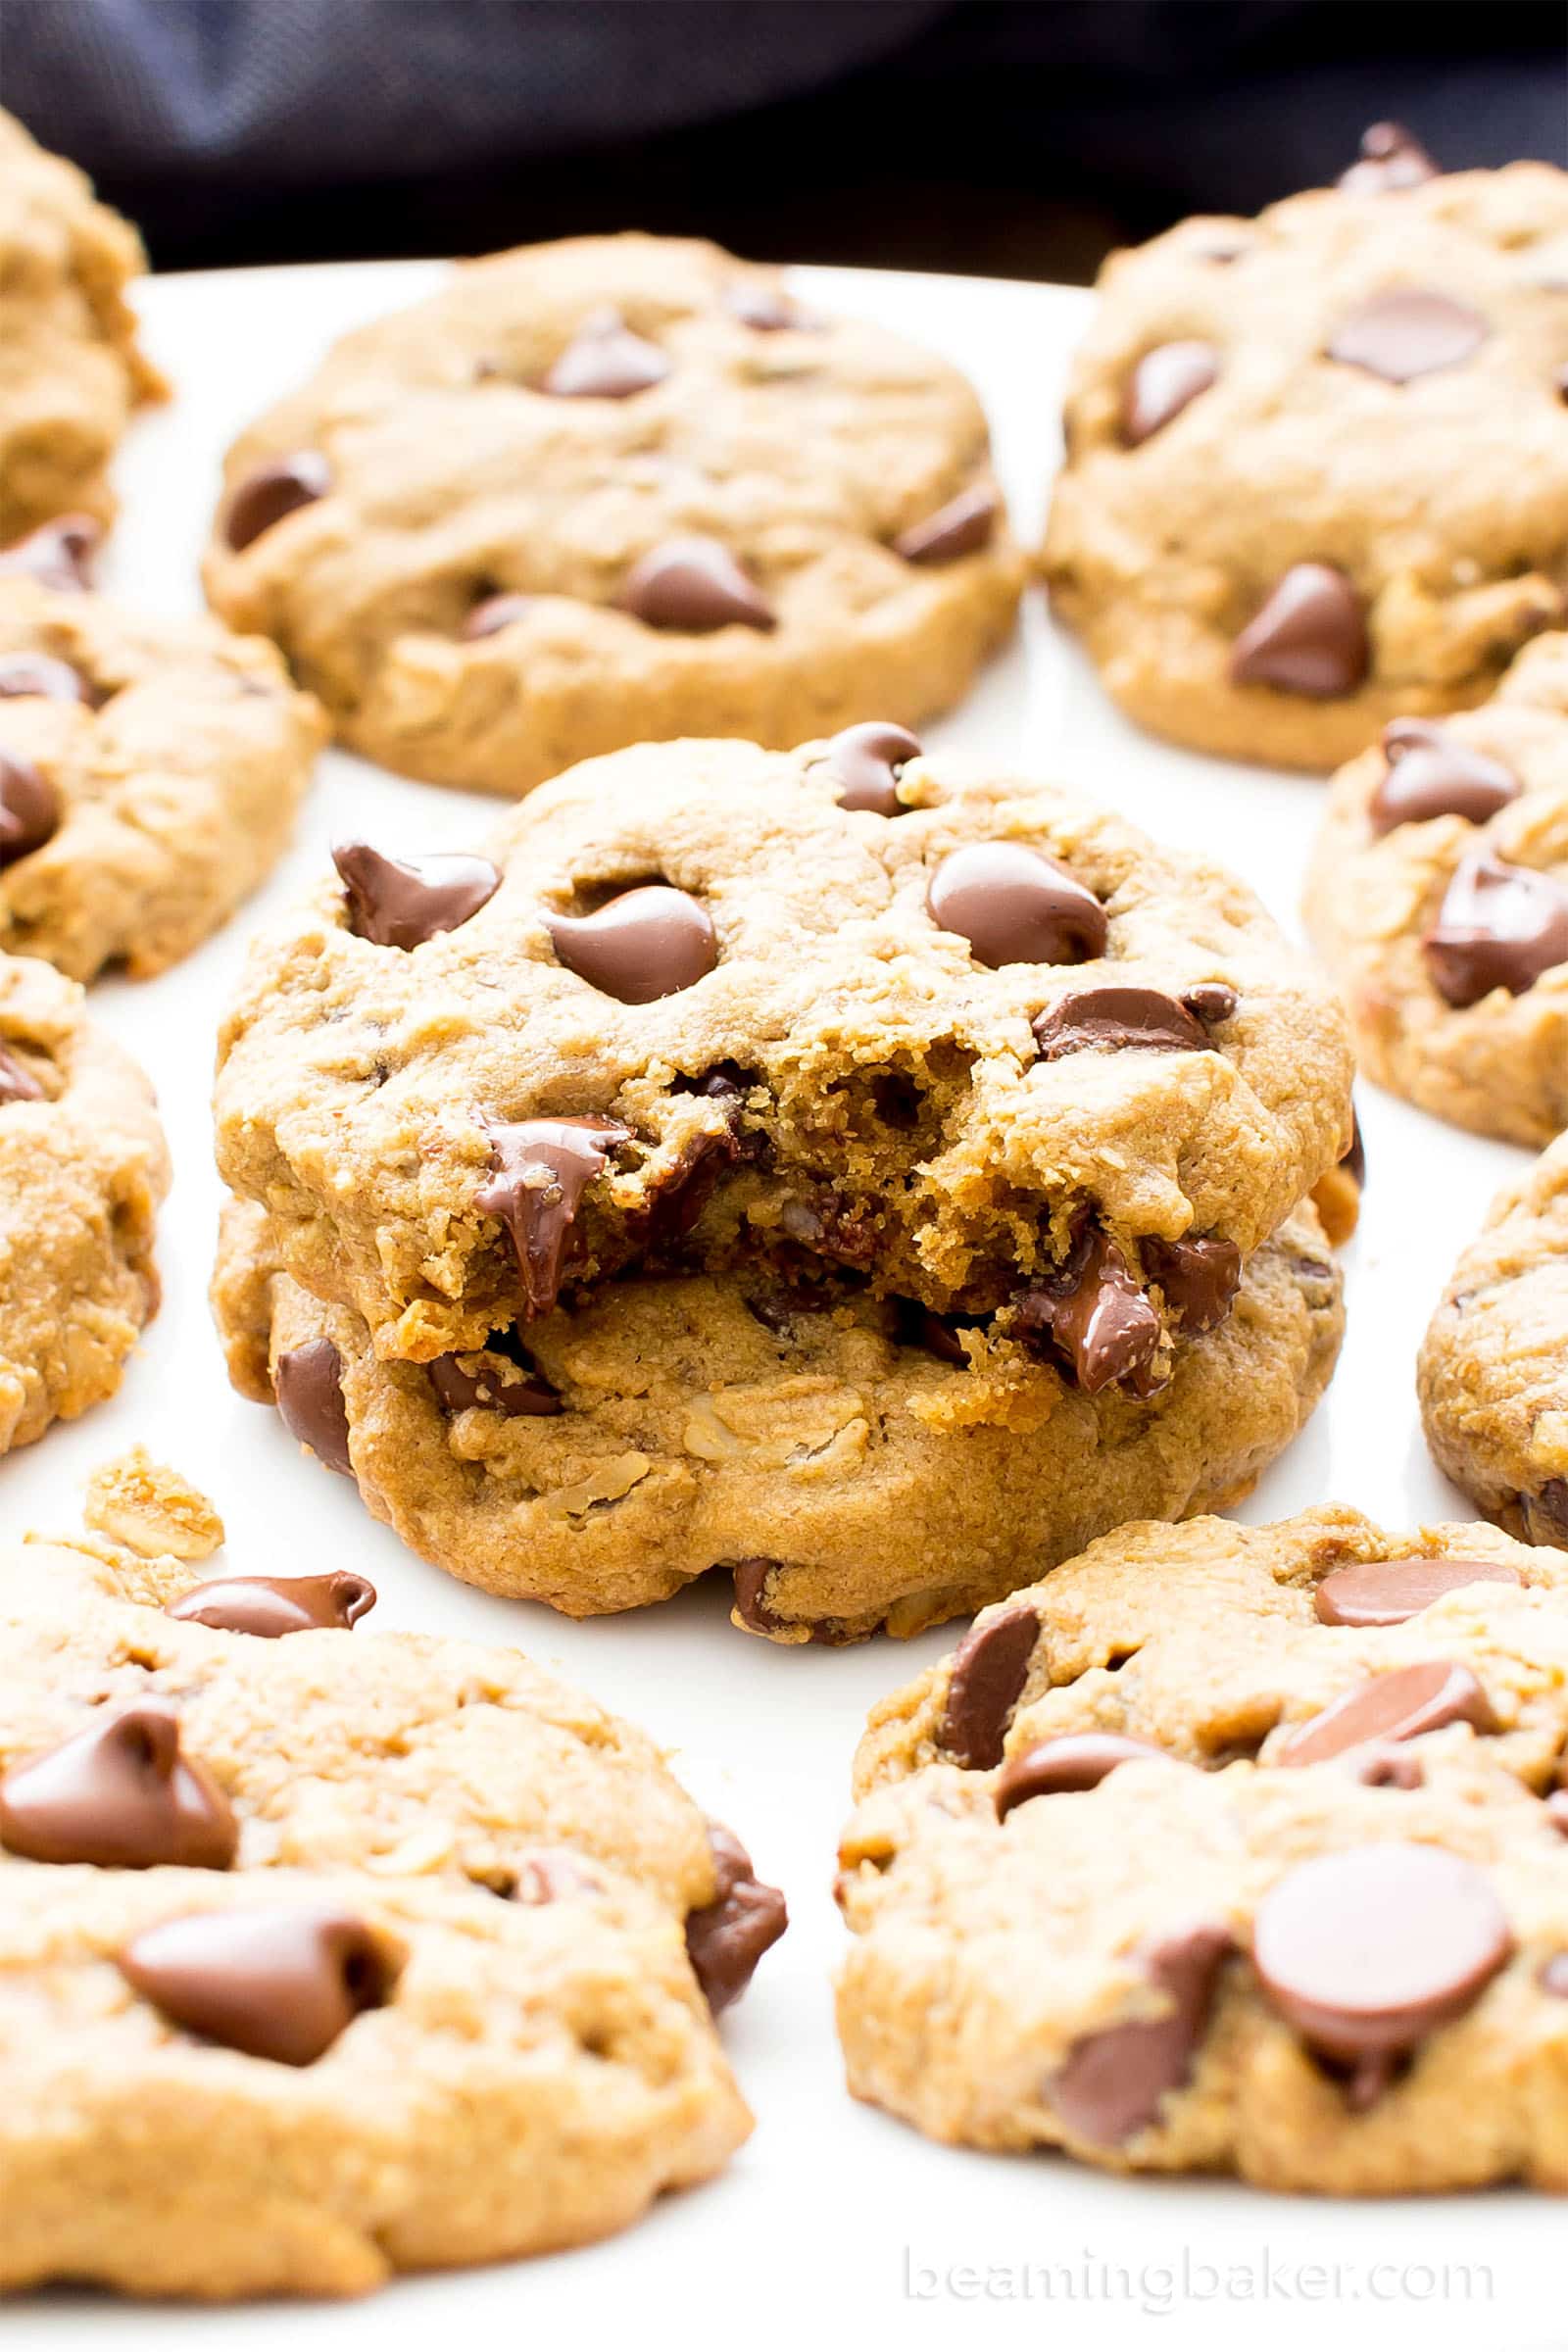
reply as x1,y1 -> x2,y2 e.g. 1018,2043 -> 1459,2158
838,1507 -> 1568,2189
0,548 -> 323,981
0,109 -> 165,538
212,735 -> 1354,1380
200,234 -> 1024,794
1420,1133 -> 1568,1547
212,1194 -> 1342,1642
0,953 -> 167,1451
0,1456 -> 778,2298
1043,159 -> 1568,770
1303,630 -> 1568,1145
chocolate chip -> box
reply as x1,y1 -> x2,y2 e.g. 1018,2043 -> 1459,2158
543,307 -> 669,399
0,1044 -> 44,1104
620,537 -> 775,632
274,1339 -> 353,1477
0,652 -> 90,703
1033,985 -> 1209,1059
1230,563 -> 1369,698
927,843 -> 1106,969
724,283 -> 812,330
1143,1233 -> 1243,1334
683,1823 -> 788,2012
1051,1926 -> 1232,2145
939,1605 -> 1040,1767
636,1122 -> 742,1247
1422,854 -> 1568,1007
0,1707 -> 237,1869
1371,719 -> 1520,833
222,451 -> 331,552
546,884 -> 715,1004
1338,122 -> 1440,194
0,512 -> 99,591
1181,981 -> 1238,1026
462,592 -> 535,639
476,1116 -> 629,1318
818,719 -> 923,816
1277,1660 -> 1496,1766
1314,1555 -> 1522,1629
429,1333 -> 561,1417
1121,341 -> 1219,446
118,1905 -> 395,2067
995,1732 -> 1169,1818
1353,1744 -> 1426,1790
1524,1480 -> 1568,1546
1328,290 -> 1488,384
1342,1103 -> 1366,1192
893,1298 -> 975,1366
893,484 -> 999,565
1252,1844 -> 1510,2107
166,1571 -> 377,1638
1011,1229 -> 1164,1396
333,838 -> 500,951
731,1558 -> 784,1634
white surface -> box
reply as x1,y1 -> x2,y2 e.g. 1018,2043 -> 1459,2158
7,261 -> 1552,2351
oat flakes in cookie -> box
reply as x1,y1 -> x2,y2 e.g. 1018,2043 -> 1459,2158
201,234 -> 1024,794
0,529 -> 322,980
1304,630 -> 1568,1145
0,1456 -> 780,2298
0,109 -> 165,539
0,953 -> 166,1452
1042,147 -> 1568,770
1420,1132 -> 1568,1548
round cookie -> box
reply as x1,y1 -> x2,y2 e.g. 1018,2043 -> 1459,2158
0,952 -> 167,1451
213,1193 -> 1343,1642
1304,631 -> 1568,1145
0,1457 -> 779,2297
1420,1133 -> 1568,1546
200,234 -> 1024,795
213,733 -> 1354,1378
1042,154 -> 1568,770
0,541 -> 323,981
0,108 -> 165,538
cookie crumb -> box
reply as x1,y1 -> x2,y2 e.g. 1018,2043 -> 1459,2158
83,1446 -> 225,1560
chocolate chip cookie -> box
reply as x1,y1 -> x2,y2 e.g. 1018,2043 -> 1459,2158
0,1455 -> 779,2296
1420,1132 -> 1568,1547
213,735 -> 1353,1396
212,1192 -> 1342,1642
0,540 -> 323,980
201,234 -> 1024,794
0,108 -> 165,539
1042,153 -> 1568,770
0,952 -> 167,1451
1304,631 -> 1568,1144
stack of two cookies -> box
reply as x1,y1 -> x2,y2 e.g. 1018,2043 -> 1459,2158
212,726 -> 1354,1644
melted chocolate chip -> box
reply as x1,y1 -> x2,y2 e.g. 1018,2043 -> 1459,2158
620,537 -> 775,632
1313,1555 -> 1521,1630
893,1298 -> 976,1366
1033,985 -> 1209,1059
0,750 -> 60,867
222,452 -> 331,552
1121,342 -> 1219,446
1181,981 -> 1238,1026
1422,854 -> 1568,1006
995,1732 -> 1169,1818
274,1339 -> 353,1477
1143,1233 -> 1243,1334
1252,1844 -> 1509,2107
927,843 -> 1107,969
0,1044 -> 44,1104
462,591 -> 535,639
893,484 -> 999,565
0,652 -> 89,703
731,1558 -> 784,1635
683,1823 -> 788,2012
636,1121 -> 743,1248
1277,1660 -> 1496,1766
428,1333 -> 561,1417
1342,1104 -> 1367,1192
1051,1926 -> 1232,2144
166,1571 -> 377,1638
118,1905 -> 395,2067
1524,1480 -> 1568,1546
333,838 -> 500,950
0,1707 -> 237,1869
1338,122 -> 1440,194
818,720 -> 923,816
0,512 -> 99,591
939,1606 -> 1040,1768
1231,564 -> 1369,698
546,884 -> 715,1003
1371,719 -> 1520,833
1011,1229 -> 1164,1396
543,308 -> 669,398
1328,290 -> 1488,383
476,1116 -> 629,1318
